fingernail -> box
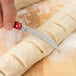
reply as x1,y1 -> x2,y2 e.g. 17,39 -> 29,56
5,23 -> 14,30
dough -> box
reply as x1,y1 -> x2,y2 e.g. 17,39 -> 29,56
16,0 -> 64,28
0,0 -> 76,76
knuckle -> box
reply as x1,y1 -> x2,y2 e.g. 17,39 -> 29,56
1,0 -> 13,4
4,12 -> 16,22
5,8 -> 16,18
5,15 -> 13,22
4,7 -> 17,22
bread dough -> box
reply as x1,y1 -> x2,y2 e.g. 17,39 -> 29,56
16,0 -> 64,28
0,54 -> 24,76
0,1 -> 76,76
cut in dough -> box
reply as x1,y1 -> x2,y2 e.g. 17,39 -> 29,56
0,54 -> 24,76
0,73 -> 4,76
16,0 -> 64,28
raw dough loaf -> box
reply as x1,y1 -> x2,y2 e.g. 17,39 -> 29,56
0,1 -> 76,76
16,0 -> 64,28
0,0 -> 69,56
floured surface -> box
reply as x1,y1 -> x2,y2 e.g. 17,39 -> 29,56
15,0 -> 40,10
23,32 -> 76,76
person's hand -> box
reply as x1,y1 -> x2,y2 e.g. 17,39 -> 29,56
0,0 -> 16,30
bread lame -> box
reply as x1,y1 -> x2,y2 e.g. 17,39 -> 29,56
14,22 -> 59,53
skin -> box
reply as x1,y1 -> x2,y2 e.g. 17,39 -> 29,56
0,0 -> 16,30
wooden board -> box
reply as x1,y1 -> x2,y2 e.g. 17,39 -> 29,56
23,32 -> 76,76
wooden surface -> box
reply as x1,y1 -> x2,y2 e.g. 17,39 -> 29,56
23,32 -> 76,76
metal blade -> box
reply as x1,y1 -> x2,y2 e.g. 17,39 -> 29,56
21,25 -> 60,53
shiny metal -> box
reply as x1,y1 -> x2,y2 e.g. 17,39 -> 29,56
21,25 -> 60,53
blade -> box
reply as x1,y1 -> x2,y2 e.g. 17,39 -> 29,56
21,25 -> 60,53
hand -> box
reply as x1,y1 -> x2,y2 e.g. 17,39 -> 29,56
0,0 -> 17,30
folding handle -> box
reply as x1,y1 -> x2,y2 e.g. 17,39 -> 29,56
14,22 -> 22,30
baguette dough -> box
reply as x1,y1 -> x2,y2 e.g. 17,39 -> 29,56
16,0 -> 64,28
0,0 -> 67,56
0,54 -> 24,76
0,1 -> 76,76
